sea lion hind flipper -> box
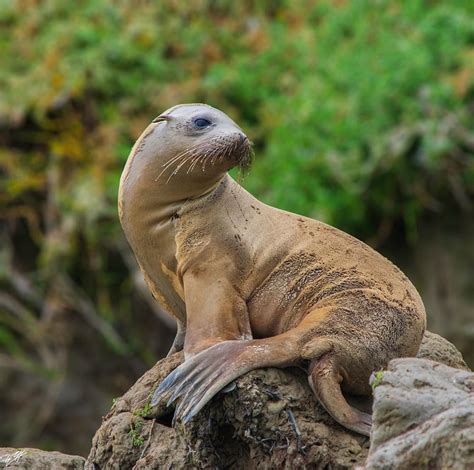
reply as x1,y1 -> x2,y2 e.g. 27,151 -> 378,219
308,354 -> 372,437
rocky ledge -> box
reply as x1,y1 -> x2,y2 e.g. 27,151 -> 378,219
1,332 -> 470,469
85,331 -> 471,469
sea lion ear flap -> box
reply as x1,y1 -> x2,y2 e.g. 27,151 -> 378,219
152,115 -> 172,123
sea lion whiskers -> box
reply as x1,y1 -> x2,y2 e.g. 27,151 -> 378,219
187,154 -> 201,174
159,141 -> 222,183
166,141 -> 220,182
163,155 -> 194,183
188,140 -> 227,174
163,134 -> 250,181
161,137 -> 229,181
211,149 -> 220,167
202,149 -> 214,172
166,153 -> 201,183
158,142 -> 204,175
212,146 -> 226,168
198,149 -> 209,172
238,139 -> 253,173
156,142 -> 207,182
188,145 -> 216,173
161,148 -> 195,170
188,153 -> 204,173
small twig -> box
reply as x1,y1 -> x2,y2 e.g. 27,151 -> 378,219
275,435 -> 290,450
286,408 -> 305,454
0,290 -> 56,366
138,419 -> 155,461
8,266 -> 44,311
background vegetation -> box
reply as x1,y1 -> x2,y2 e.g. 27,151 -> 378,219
1,0 -> 473,456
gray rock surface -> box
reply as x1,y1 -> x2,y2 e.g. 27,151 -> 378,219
364,358 -> 474,469
417,330 -> 469,370
0,332 -> 469,469
0,448 -> 85,469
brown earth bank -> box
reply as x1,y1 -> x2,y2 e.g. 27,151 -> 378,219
384,213 -> 474,368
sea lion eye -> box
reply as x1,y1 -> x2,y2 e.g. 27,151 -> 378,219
193,117 -> 211,129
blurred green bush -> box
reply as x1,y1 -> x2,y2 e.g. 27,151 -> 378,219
0,0 -> 473,381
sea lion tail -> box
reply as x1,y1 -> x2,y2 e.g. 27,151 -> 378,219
308,354 -> 372,437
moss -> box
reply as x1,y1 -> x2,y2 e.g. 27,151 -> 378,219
370,370 -> 385,390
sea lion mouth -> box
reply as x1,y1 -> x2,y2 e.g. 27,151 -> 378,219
197,133 -> 253,172
235,135 -> 253,173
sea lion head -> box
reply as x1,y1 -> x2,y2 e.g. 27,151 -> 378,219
148,103 -> 252,185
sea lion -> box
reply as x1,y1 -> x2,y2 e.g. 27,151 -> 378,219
118,103 -> 426,436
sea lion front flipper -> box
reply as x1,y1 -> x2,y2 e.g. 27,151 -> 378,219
180,269 -> 253,355
150,336 -> 300,424
151,340 -> 251,424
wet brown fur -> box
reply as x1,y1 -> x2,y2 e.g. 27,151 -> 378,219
119,104 -> 426,436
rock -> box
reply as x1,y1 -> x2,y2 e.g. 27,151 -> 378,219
416,330 -> 469,370
86,353 -> 369,469
364,358 -> 474,469
85,331 -> 468,469
0,448 -> 85,469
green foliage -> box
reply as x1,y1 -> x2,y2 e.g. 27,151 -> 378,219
234,1 -> 474,239
0,0 -> 473,378
133,402 -> 153,418
128,419 -> 145,447
1,1 -> 473,237
370,370 -> 385,390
